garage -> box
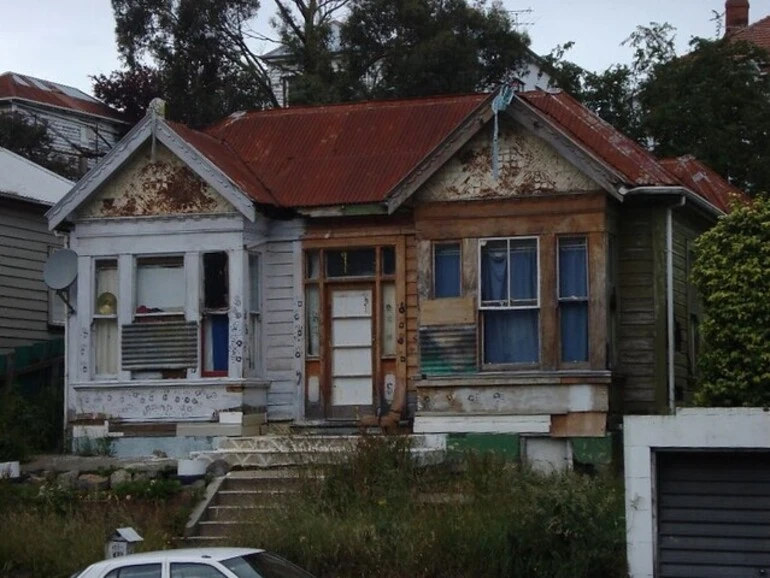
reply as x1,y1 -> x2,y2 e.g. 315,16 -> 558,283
656,451 -> 770,577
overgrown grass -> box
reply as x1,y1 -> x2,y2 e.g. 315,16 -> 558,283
0,479 -> 197,578
230,437 -> 627,578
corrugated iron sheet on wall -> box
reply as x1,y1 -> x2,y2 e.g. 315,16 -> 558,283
121,320 -> 198,370
420,324 -> 476,375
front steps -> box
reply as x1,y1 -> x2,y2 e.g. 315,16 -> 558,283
181,434 -> 448,543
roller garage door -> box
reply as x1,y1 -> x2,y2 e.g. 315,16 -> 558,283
657,451 -> 770,577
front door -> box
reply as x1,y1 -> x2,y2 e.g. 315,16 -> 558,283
329,287 -> 374,417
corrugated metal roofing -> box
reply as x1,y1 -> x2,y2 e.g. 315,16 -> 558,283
204,94 -> 491,207
0,71 -> 127,123
517,89 -> 679,187
660,156 -> 745,213
166,121 -> 276,206
0,146 -> 73,205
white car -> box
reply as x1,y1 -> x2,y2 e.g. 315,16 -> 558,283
72,548 -> 316,578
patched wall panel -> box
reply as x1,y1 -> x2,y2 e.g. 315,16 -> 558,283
80,143 -> 234,218
417,118 -> 598,202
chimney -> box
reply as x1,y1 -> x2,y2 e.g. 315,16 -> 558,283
725,0 -> 750,35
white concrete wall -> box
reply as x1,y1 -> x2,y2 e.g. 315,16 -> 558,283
624,408 -> 770,578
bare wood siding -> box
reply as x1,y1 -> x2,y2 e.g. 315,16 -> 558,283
672,211 -> 711,403
0,198 -> 62,352
617,206 -> 662,412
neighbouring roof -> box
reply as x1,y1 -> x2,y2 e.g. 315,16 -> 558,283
0,147 -> 74,206
729,15 -> 770,52
205,94 -> 491,207
0,72 -> 127,123
660,156 -> 742,213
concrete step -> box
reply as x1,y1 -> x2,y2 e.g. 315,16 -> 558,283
204,505 -> 283,521
214,489 -> 296,507
197,520 -> 263,538
176,535 -> 229,547
222,469 -> 313,491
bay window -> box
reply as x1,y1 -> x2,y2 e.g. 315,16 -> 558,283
433,242 -> 461,298
93,259 -> 118,376
479,238 -> 540,365
135,256 -> 185,317
202,252 -> 229,375
558,237 -> 589,363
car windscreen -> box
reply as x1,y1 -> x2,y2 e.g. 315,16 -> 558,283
220,552 -> 315,578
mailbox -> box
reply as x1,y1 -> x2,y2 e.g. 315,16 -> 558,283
105,527 -> 143,559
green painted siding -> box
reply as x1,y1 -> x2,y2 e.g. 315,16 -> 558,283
447,433 -> 521,459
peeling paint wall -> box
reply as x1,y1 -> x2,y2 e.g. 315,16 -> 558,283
80,143 -> 234,218
418,119 -> 598,202
74,384 -> 245,421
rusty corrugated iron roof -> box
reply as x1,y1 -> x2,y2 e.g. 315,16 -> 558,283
0,72 -> 127,123
660,156 -> 746,212
204,94 -> 490,207
517,89 -> 680,187
166,121 -> 277,206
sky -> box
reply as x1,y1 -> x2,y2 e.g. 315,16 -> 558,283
2,0 -> 770,96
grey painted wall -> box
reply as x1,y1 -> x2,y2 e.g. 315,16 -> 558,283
0,197 -> 63,352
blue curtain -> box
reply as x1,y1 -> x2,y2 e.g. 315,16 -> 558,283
559,239 -> 588,362
484,310 -> 539,364
510,242 -> 538,302
481,243 -> 508,302
211,315 -> 229,371
434,244 -> 461,298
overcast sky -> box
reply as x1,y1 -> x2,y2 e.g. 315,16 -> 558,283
2,0 -> 770,96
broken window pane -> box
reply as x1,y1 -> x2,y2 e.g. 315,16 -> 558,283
325,248 -> 376,278
381,247 -> 396,276
204,252 -> 229,310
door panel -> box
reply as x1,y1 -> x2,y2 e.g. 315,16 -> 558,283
330,288 -> 373,409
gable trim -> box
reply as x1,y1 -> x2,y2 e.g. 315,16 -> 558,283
47,116 -> 256,229
506,97 -> 626,201
385,93 -> 497,214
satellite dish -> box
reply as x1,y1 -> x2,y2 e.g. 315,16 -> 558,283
44,249 -> 78,291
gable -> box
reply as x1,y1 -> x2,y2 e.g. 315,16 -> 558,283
416,117 -> 600,203
79,143 -> 235,219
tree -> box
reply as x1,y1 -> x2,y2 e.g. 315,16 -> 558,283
98,0 -> 272,127
691,195 -> 770,406
0,112 -> 78,179
639,37 -> 770,196
337,0 -> 531,100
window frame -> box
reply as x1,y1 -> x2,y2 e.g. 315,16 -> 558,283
432,241 -> 462,299
133,254 -> 186,319
478,236 -> 541,368
92,257 -> 120,379
557,235 -> 590,365
201,251 -> 230,378
247,251 -> 263,374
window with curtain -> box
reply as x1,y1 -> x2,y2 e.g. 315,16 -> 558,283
479,238 -> 539,364
433,242 -> 461,298
558,236 -> 588,363
93,259 -> 118,377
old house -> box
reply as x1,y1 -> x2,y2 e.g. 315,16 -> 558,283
47,88 -> 739,460
0,72 -> 128,176
0,146 -> 73,354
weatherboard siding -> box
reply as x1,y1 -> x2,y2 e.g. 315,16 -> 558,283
0,197 -> 62,352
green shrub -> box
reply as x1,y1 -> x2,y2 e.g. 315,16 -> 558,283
229,439 -> 627,578
691,194 -> 770,406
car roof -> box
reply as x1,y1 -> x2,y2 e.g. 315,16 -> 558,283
85,548 -> 264,570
